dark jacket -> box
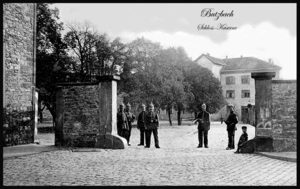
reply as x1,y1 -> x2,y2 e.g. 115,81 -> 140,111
137,111 -> 147,129
238,132 -> 248,146
196,110 -> 211,131
117,111 -> 129,131
145,111 -> 159,130
225,111 -> 238,131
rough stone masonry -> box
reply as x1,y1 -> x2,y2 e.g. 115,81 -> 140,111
3,3 -> 37,146
3,3 -> 36,111
55,76 -> 127,149
272,80 -> 296,152
251,72 -> 297,152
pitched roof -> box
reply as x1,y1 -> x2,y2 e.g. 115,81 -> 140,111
194,54 -> 226,66
221,57 -> 282,73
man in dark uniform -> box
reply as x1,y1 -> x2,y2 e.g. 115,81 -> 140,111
235,126 -> 248,153
117,103 -> 129,143
225,104 -> 239,150
125,103 -> 136,146
137,103 -> 146,146
194,103 -> 211,148
145,102 -> 160,148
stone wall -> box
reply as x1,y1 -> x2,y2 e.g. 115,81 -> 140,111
271,80 -> 297,152
55,83 -> 100,146
3,3 -> 36,111
3,3 -> 36,146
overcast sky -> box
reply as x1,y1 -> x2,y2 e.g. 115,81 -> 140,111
52,3 -> 296,79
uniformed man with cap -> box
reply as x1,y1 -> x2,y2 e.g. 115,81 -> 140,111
137,103 -> 147,146
194,103 -> 211,148
145,102 -> 160,148
125,103 -> 136,146
117,103 -> 129,142
225,103 -> 239,150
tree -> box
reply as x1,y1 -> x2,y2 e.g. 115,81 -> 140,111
95,35 -> 127,76
36,3 -> 70,124
64,22 -> 128,81
119,40 -> 193,126
155,47 -> 193,125
118,37 -> 163,107
184,62 -> 226,117
64,21 -> 98,82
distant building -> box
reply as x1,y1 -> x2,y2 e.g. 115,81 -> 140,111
194,53 -> 281,124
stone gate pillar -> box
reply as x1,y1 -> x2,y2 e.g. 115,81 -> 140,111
95,75 -> 127,149
251,72 -> 276,152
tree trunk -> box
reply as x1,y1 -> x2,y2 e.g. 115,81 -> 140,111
177,109 -> 182,126
167,108 -> 172,126
194,111 -> 197,119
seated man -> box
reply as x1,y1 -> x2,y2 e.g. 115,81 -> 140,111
235,126 -> 248,153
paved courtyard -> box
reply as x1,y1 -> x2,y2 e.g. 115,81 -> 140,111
3,122 -> 297,186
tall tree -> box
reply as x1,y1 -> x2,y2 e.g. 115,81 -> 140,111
185,62 -> 226,117
36,3 -> 70,123
118,37 -> 163,107
64,21 -> 98,81
155,47 -> 193,125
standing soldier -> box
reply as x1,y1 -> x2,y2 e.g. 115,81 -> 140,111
145,102 -> 160,148
137,103 -> 147,146
194,103 -> 211,148
125,103 -> 136,146
225,104 -> 239,150
117,103 -> 129,143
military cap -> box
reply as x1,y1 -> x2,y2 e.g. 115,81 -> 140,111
149,102 -> 154,107
141,103 -> 146,107
227,103 -> 234,108
242,126 -> 247,129
126,103 -> 131,107
119,102 -> 125,107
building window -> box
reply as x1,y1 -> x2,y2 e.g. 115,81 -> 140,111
241,75 -> 250,84
226,76 -> 235,85
226,90 -> 235,98
242,90 -> 250,98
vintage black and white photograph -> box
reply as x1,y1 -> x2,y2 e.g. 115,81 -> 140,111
3,2 -> 296,186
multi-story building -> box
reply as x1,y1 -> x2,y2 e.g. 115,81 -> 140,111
194,53 -> 281,124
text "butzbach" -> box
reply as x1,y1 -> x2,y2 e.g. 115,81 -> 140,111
201,8 -> 234,20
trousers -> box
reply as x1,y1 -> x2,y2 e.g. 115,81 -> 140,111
139,127 -> 145,145
145,129 -> 159,147
127,126 -> 132,143
119,129 -> 129,142
198,130 -> 208,147
227,130 -> 235,149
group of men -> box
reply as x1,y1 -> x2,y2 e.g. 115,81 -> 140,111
117,102 -> 247,152
117,102 -> 160,148
194,103 -> 246,152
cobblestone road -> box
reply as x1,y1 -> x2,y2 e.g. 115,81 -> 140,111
3,123 -> 297,186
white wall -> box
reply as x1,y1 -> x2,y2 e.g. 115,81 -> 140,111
196,56 -> 223,80
220,72 -> 256,120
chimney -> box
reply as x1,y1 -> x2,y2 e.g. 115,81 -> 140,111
226,55 -> 228,59
241,55 -> 243,58
269,58 -> 273,64
207,53 -> 210,56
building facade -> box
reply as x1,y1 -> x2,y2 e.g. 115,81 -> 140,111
195,53 -> 281,123
3,3 -> 37,146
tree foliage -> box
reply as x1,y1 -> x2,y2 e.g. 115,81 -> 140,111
36,4 -> 225,126
36,3 -> 70,122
